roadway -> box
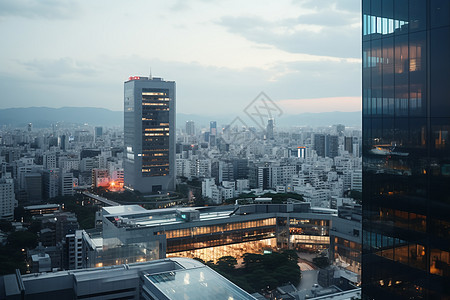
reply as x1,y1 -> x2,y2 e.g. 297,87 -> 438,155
82,191 -> 121,206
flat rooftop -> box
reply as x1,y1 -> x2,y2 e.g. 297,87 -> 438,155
101,203 -> 335,230
103,206 -> 236,229
24,204 -> 60,210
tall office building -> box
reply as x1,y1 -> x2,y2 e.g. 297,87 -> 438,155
185,120 -> 195,136
314,134 -> 326,157
124,76 -> 176,193
314,134 -> 339,158
0,173 -> 15,221
94,126 -> 103,141
266,119 -> 274,140
362,1 -> 450,299
209,121 -> 217,146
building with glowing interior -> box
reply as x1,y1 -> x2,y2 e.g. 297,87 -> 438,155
124,76 -> 176,193
81,203 -> 334,268
362,1 -> 450,298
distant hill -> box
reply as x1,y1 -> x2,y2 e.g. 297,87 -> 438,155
0,107 -> 123,127
0,107 -> 361,128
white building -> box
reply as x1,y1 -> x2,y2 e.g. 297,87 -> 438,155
351,170 -> 362,192
58,156 -> 79,172
176,158 -> 191,178
0,173 -> 16,221
66,230 -> 83,270
60,172 -> 74,196
43,152 -> 57,169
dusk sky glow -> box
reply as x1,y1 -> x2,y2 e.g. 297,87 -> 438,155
0,0 -> 361,115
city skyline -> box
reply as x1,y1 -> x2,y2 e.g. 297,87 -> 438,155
0,0 -> 361,115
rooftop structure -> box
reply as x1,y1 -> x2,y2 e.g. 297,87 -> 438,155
0,258 -> 256,300
82,203 -> 336,268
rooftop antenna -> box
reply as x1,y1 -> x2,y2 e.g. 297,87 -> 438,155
149,67 -> 152,80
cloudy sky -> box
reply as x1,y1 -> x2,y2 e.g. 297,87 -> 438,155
0,0 -> 361,116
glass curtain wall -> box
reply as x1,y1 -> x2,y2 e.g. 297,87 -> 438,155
362,1 -> 450,299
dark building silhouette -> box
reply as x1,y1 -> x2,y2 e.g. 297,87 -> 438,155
266,119 -> 274,140
326,135 -> 339,159
314,134 -> 339,158
314,134 -> 326,157
209,121 -> 217,146
185,120 -> 195,136
362,1 -> 450,299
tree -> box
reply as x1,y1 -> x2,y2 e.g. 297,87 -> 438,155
7,231 -> 38,250
0,220 -> 14,232
209,251 -> 302,293
216,256 -> 237,273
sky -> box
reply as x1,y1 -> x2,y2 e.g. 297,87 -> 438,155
0,0 -> 361,116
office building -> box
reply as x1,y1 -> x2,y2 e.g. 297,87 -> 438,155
43,152 -> 57,169
91,168 -> 109,188
94,126 -> 103,141
266,119 -> 274,140
124,76 -> 176,193
362,1 -> 450,298
209,121 -> 217,146
326,135 -> 339,159
314,134 -> 339,158
330,204 -> 362,278
59,172 -> 74,196
24,173 -> 43,203
0,173 -> 15,221
42,169 -> 59,199
314,134 -> 326,157
82,203 -> 332,268
185,120 -> 195,136
0,257 -> 256,300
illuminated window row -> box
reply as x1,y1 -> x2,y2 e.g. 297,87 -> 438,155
166,228 -> 276,252
142,168 -> 169,172
167,238 -> 277,263
144,133 -> 169,136
142,163 -> 169,167
160,218 -> 276,239
142,92 -> 166,96
290,218 -> 329,226
144,128 -> 170,131
377,208 -> 427,232
289,235 -> 330,244
142,103 -> 168,106
376,243 -> 427,271
335,237 -> 362,251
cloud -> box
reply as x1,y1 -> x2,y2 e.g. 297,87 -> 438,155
296,0 -> 361,14
22,58 -> 98,78
1,54 -> 360,115
0,0 -> 81,19
218,1 -> 361,58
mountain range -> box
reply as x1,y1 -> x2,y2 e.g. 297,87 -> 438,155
0,107 -> 361,128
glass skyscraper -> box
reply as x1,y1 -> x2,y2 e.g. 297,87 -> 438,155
362,1 -> 450,299
124,76 -> 176,193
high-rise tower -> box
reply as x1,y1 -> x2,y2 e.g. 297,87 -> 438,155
124,76 -> 176,193
209,121 -> 217,146
362,1 -> 450,298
